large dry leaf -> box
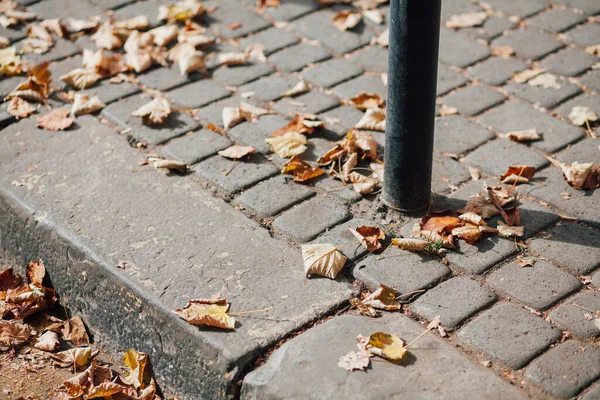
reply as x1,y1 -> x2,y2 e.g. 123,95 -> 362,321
61,316 -> 90,346
27,260 -> 45,285
459,195 -> 499,219
453,212 -> 498,244
65,17 -> 99,33
332,10 -> 362,31
158,0 -> 206,22
528,72 -> 560,89
445,12 -> 487,29
0,320 -> 30,348
349,225 -> 385,253
500,165 -> 536,184
556,160 -> 600,190
178,49 -> 205,75
439,104 -> 458,116
91,22 -> 123,50
60,68 -> 102,89
265,131 -> 308,158
355,107 -> 385,131
506,128 -> 540,142
123,348 -> 151,389
301,243 -> 347,279
37,109 -> 73,131
421,215 -> 463,235
346,171 -> 379,194
70,93 -> 106,117
367,332 -> 407,361
125,49 -> 153,73
317,143 -> 345,166
51,347 -> 98,369
354,130 -> 378,159
218,145 -> 256,159
362,284 -> 400,311
175,298 -> 236,330
569,106 -> 598,126
281,156 -> 324,182
348,92 -> 384,110
34,330 -> 60,351
7,96 -> 35,118
391,237 -> 430,252
114,15 -> 150,30
131,97 -> 171,125
148,24 -> 179,46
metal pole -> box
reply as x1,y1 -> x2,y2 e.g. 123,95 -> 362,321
383,0 -> 441,211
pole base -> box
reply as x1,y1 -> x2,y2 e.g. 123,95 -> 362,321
382,190 -> 430,212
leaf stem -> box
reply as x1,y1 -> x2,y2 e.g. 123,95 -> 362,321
229,306 -> 273,316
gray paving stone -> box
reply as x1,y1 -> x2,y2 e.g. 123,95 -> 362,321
352,252 -> 451,294
195,154 -> 279,196
195,97 -> 249,127
30,0 -> 103,19
488,260 -> 581,310
441,0 -> 482,21
504,79 -> 582,109
89,0 -> 135,9
202,0 -> 271,38
548,291 -> 600,339
556,138 -> 600,164
262,0 -> 319,22
112,0 -> 164,28
477,101 -> 584,153
580,69 -> 600,92
432,153 -> 471,193
0,103 -> 16,129
0,24 -> 27,44
525,341 -> 600,399
268,43 -> 332,73
272,197 -> 350,242
446,236 -> 520,275
438,28 -> 491,68
101,93 -> 200,145
290,9 -> 375,55
272,90 -> 339,116
459,15 -> 516,41
332,74 -> 387,101
437,64 -> 469,96
320,106 -> 365,137
530,223 -> 600,275
458,303 -> 561,369
409,277 -> 497,330
137,66 -> 203,92
492,28 -> 564,61
161,129 -> 232,165
554,0 -> 600,14
78,80 -> 140,105
481,0 -> 549,18
212,62 -> 274,86
467,56 -> 528,86
238,74 -> 301,102
236,175 -> 315,218
17,37 -> 80,65
463,139 -> 549,177
313,175 -> 363,204
555,93 -> 600,122
167,80 -> 231,109
527,8 -> 586,33
311,218 -> 377,261
442,84 -> 506,116
349,45 -> 388,73
242,314 -> 528,400
302,58 -> 363,89
240,28 -> 300,56
540,47 -> 598,77
583,384 -> 600,400
593,270 -> 600,289
564,23 -> 600,46
228,114 -> 289,154
434,116 -> 496,155
48,55 -> 82,92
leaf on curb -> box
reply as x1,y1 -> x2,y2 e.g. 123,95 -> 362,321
367,332 -> 406,361
131,97 -> 171,125
506,128 -> 540,142
70,93 -> 106,117
0,320 -> 30,348
445,11 -> 487,29
175,298 -> 236,330
301,243 -> 347,279
37,109 -> 73,131
348,92 -> 384,110
568,106 -> 598,126
7,96 -> 35,118
332,10 -> 362,31
349,225 -> 385,253
218,144 -> 256,159
281,156 -> 324,182
355,107 -> 385,131
265,131 -> 308,158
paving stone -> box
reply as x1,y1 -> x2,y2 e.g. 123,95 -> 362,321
458,303 -> 561,369
101,93 -> 200,145
352,252 -> 451,294
0,103 -> 16,129
504,79 -> 582,109
89,0 -> 135,9
137,66 -> 203,92
580,69 -> 600,92
272,197 -> 350,243
527,8 -> 586,32
529,222 -> 600,275
463,139 -> 549,177
467,56 -> 527,86
437,64 -> 469,95
332,74 -> 387,100
442,84 -> 506,116
432,153 -> 471,193
240,28 -> 300,55
434,116 -> 496,155
290,9 -> 375,55
112,0 -> 165,27
477,101 -> 584,153
583,384 -> 600,400
195,154 -> 279,195
440,0 -> 482,21
409,277 -> 497,330
488,260 -> 581,310
272,90 -> 339,117
320,106 -> 365,137
202,0 -> 271,39
349,46 -> 388,73
594,270 -> 600,289
236,175 -> 315,218
213,62 -> 274,86
167,80 -> 231,109
160,129 -> 232,165
17,37 -> 80,64
0,23 -> 27,43
30,0 -> 103,19
79,80 -> 140,104
481,0 -> 549,18
459,15 -> 516,41
268,43 -> 332,73
48,55 -> 82,92
242,313 -> 528,400
313,175 -> 363,204
239,74 -> 301,102
438,28 -> 491,68
553,0 -> 600,15
564,23 -> 600,46
556,138 -> 600,164
194,96 -> 257,127
311,218 -> 377,261
548,291 -> 600,339
492,28 -> 564,61
228,114 -> 289,154
301,58 -> 363,89
262,0 -> 319,22
555,93 -> 600,122
447,236 -> 520,274
525,341 -> 600,399
540,47 -> 598,77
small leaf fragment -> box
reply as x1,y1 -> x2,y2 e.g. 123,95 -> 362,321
348,92 -> 384,110
123,348 -> 151,389
500,165 -> 536,183
445,11 -> 487,29
528,73 -> 561,89
7,96 -> 36,118
497,221 -> 524,238
332,10 -> 362,32
349,225 -> 385,253
51,347 -> 98,369
34,330 -> 60,352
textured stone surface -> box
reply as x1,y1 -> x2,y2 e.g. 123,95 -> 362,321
272,90 -> 339,117
527,8 -> 585,32
161,129 -> 232,165
167,80 -> 232,109
202,0 -> 271,38
459,15 -> 516,41
18,37 -> 80,64
89,0 -> 134,9
113,0 -> 164,27
409,277 -> 497,330
239,74 -> 302,102
555,93 -> 600,121
432,153 -> 471,193
525,341 -> 600,399
213,62 -> 274,86
349,46 -> 389,73
79,80 -> 140,105
437,64 -> 469,95
228,114 -> 289,154
313,175 -> 363,204
467,57 -> 527,86
553,0 -> 600,15
434,116 -> 496,155
463,139 -> 549,177
580,69 -> 600,93
320,106 -> 366,137
240,28 -> 300,55
582,384 -> 600,400
487,260 -> 581,310
548,291 -> 600,339
0,23 -> 27,43
540,48 -> 598,77
446,237 -> 519,275
481,0 -> 549,18
261,0 -> 319,22
236,175 -> 315,218
301,58 -> 363,88
458,303 -> 561,369
242,314 -> 528,400
48,55 -> 82,91
442,84 -> 506,116
332,74 -> 387,100
504,79 -> 582,109
30,0 -> 103,19
272,197 -> 350,243
268,43 -> 331,72
564,23 -> 600,46
311,218 -> 376,261
137,66 -> 203,92
438,28 -> 491,68
492,29 -> 564,61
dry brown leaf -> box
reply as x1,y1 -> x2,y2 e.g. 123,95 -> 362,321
518,257 -> 536,267
7,96 -> 35,118
348,92 -> 384,110
272,114 -> 324,137
158,1 -> 206,22
491,45 -> 515,58
341,152 -> 358,181
568,106 -> 598,126
178,29 -> 214,47
51,347 -> 99,369
528,73 -> 561,89
114,15 -> 150,30
347,172 -> 379,194
439,104 -> 458,116
367,332 -> 407,361
265,131 -> 308,158
497,221 -> 524,238
148,24 -> 179,46
65,18 -> 99,33
513,68 -> 546,84
338,348 -> 371,371
353,130 -> 378,159
301,243 -> 347,279
556,160 -> 600,190
349,225 -> 385,253
217,51 -> 247,66
500,165 -> 536,183
362,284 -> 400,311
0,36 -> 9,49
0,268 -> 23,301
422,215 -> 463,235
34,330 -> 60,352
355,107 -> 385,131
91,22 -> 123,50
349,297 -> 378,317
445,11 -> 487,29
283,79 -> 309,97
37,109 -> 73,131
26,260 -> 45,285
281,156 -> 325,182
391,237 -> 430,252
332,10 -> 362,31
374,28 -> 389,47
123,348 -> 152,389
151,158 -> 188,172
82,49 -> 127,77
27,23 -> 53,42
218,144 -> 256,159
19,37 -> 52,54
131,97 -> 171,125
175,298 -> 236,330
317,143 -> 345,166
506,128 -> 540,142
61,316 -> 90,347
70,93 -> 106,117
257,0 -> 280,7
459,195 -> 498,218
0,320 -> 30,348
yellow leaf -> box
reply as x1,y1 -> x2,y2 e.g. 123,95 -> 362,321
301,243 -> 347,279
123,348 -> 151,389
51,347 -> 98,369
265,131 -> 307,158
175,298 -> 236,330
367,332 -> 407,361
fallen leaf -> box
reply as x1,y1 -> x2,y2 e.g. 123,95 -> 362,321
0,268 -> 23,300
265,131 -> 308,158
175,298 -> 236,330
506,128 -> 540,142
421,215 -> 463,235
60,67 -> 102,89
363,9 -> 383,24
513,68 -> 546,84
7,96 -> 35,118
528,73 -> 561,89
332,10 -> 362,31
158,1 -> 205,21
362,284 -> 400,311
301,243 -> 347,279
349,226 -> 385,253
347,172 -> 379,194
65,18 -> 99,33
91,22 -> 123,50
283,79 -> 309,97
27,23 -> 53,43
355,107 -> 385,131
37,109 -> 73,131
445,11 -> 487,29
491,45 -> 515,58
367,332 -> 406,361
348,92 -> 384,110
374,28 -> 388,47
131,97 -> 171,125
349,297 -> 378,317
568,106 -> 598,126
370,162 -> 384,182
86,382 -> 125,398
123,348 -> 152,389
500,165 -> 536,183
585,45 -> 600,56
148,24 -> 179,46
555,160 -> 600,190
468,166 -> 480,181
497,221 -> 524,238
178,49 -> 205,75
70,93 -> 106,117
391,237 -> 430,252
114,15 -> 150,30
61,316 -> 90,346
453,212 -> 498,244
317,143 -> 345,166
257,0 -> 280,7
151,158 -> 188,172
439,104 -> 458,116
518,257 -> 536,267
281,156 -> 324,182
51,347 -> 98,369
218,145 -> 256,159
459,195 -> 499,218
272,114 -> 325,137
34,330 -> 60,351
0,320 -> 30,348
338,348 -> 371,371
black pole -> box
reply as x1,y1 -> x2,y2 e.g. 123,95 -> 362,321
383,0 -> 441,211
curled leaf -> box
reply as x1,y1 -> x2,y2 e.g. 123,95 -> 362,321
355,108 -> 386,131
391,238 -> 430,252
60,68 -> 102,89
497,221 -> 524,238
445,11 -> 487,29
348,92 -> 384,110
131,97 -> 171,125
272,114 -> 324,137
123,348 -> 151,389
37,109 -> 73,131
367,332 -> 406,361
265,131 -> 308,158
528,73 -> 561,89
506,128 -> 540,142
301,243 -> 347,279
349,225 -> 385,253
61,316 -> 90,347
332,10 -> 362,31
556,160 -> 600,190
283,79 -> 309,97
500,165 -> 536,183
70,93 -> 106,117
34,330 -> 60,352
51,347 -> 99,369
175,298 -> 235,330
362,284 -> 400,311
281,156 -> 324,182
7,96 -> 35,118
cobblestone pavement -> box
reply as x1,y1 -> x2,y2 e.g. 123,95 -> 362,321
1,0 -> 600,399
